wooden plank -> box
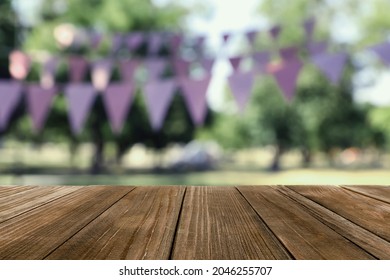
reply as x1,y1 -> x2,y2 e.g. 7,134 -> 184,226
238,186 -> 374,260
281,186 -> 390,259
0,186 -> 133,259
291,185 -> 390,243
342,185 -> 390,205
0,186 -> 81,223
0,186 -> 36,198
171,186 -> 291,260
46,186 -> 185,260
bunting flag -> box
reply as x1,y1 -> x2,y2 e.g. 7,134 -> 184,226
269,25 -> 281,40
222,32 -> 231,45
64,83 -> 96,135
312,52 -> 348,85
369,41 -> 390,66
40,56 -> 60,89
170,34 -> 183,54
111,34 -> 123,53
280,46 -> 298,61
89,32 -> 103,49
273,58 -> 303,101
0,81 -> 22,131
303,18 -> 316,42
148,33 -> 163,55
9,50 -> 31,80
173,58 -> 191,77
68,56 -> 89,83
229,56 -> 243,72
195,35 -> 206,49
246,30 -> 258,45
144,78 -> 177,131
125,32 -> 144,51
119,58 -> 140,81
103,82 -> 135,134
307,41 -> 328,56
252,51 -> 270,72
145,58 -> 167,80
227,71 -> 254,113
180,75 -> 212,126
201,58 -> 215,73
91,59 -> 113,91
26,84 -> 56,133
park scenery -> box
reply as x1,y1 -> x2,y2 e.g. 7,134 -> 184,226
1,0 -> 390,186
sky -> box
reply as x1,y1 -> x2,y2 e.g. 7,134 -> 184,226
12,0 -> 390,107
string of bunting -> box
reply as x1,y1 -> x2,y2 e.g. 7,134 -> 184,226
0,18 -> 388,135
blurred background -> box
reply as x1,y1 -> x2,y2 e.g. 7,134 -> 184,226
1,0 -> 390,186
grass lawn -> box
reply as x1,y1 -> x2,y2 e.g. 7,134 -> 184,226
1,169 -> 390,186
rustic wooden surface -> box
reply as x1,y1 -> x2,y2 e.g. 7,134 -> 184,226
0,185 -> 389,260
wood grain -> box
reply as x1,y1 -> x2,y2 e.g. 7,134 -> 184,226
171,186 -> 291,260
238,186 -> 375,259
1,185 -> 389,260
342,185 -> 390,204
0,186 -> 36,198
0,186 -> 132,259
292,185 -> 390,243
46,186 -> 185,260
0,186 -> 80,223
282,186 -> 390,259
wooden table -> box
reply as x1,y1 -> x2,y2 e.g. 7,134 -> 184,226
0,185 -> 389,260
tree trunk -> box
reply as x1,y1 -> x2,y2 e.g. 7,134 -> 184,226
301,147 -> 312,168
270,144 -> 283,171
90,99 -> 105,174
91,137 -> 104,174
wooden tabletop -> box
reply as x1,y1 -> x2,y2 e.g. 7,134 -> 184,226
0,185 -> 389,260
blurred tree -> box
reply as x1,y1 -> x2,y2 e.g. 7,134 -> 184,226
0,0 -> 20,79
232,0 -> 389,169
20,0 -> 215,173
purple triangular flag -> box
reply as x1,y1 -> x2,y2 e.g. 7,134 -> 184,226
253,51 -> 270,65
280,46 -> 298,61
252,51 -> 270,73
173,58 -> 191,77
119,58 -> 140,82
269,25 -> 281,39
111,33 -> 123,53
195,35 -> 206,48
103,82 -> 135,134
170,33 -> 183,54
0,81 -> 22,131
228,71 -> 254,113
222,32 -> 231,44
246,30 -> 258,45
307,41 -> 328,56
26,84 -> 56,133
144,78 -> 176,131
91,59 -> 113,91
148,33 -> 163,55
68,56 -> 89,83
229,56 -> 243,71
126,32 -> 144,50
369,42 -> 390,66
64,84 -> 96,135
303,18 -> 316,41
40,56 -> 60,88
273,58 -> 302,101
312,52 -> 348,85
90,32 -> 103,49
201,58 -> 215,73
145,58 -> 167,80
180,75 -> 211,126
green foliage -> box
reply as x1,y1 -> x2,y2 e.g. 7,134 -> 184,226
8,0 -> 210,172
